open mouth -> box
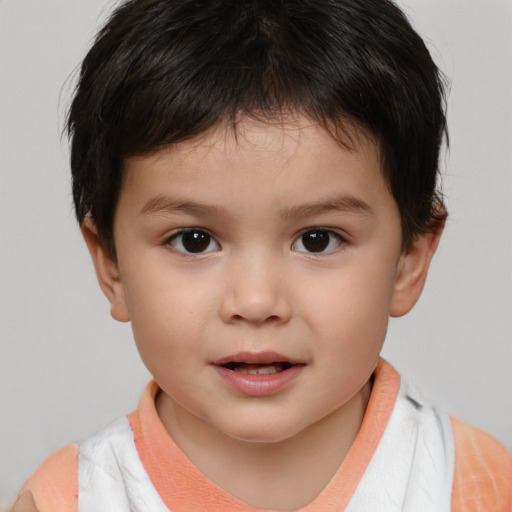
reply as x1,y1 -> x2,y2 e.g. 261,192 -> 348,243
221,362 -> 293,375
213,353 -> 303,395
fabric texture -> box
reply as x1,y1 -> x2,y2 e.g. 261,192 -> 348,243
19,444 -> 79,512
19,359 -> 512,512
78,371 -> 455,512
78,417 -> 169,512
449,415 -> 512,511
343,379 -> 455,511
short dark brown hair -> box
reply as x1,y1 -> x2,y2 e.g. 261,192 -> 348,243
68,0 -> 448,257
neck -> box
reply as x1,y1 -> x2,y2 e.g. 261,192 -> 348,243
156,380 -> 372,510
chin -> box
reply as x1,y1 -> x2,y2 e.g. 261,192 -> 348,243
218,418 -> 304,445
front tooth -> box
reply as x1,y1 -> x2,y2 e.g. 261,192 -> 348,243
238,365 -> 278,375
256,366 -> 278,375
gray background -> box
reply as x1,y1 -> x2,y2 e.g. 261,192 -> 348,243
1,0 -> 511,503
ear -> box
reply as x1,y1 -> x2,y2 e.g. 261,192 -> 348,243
81,217 -> 130,322
390,222 -> 445,318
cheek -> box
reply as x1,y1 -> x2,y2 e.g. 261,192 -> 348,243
303,255 -> 397,350
308,262 -> 395,318
123,271 -> 216,359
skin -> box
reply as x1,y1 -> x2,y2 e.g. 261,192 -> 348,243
11,492 -> 37,512
83,117 -> 442,510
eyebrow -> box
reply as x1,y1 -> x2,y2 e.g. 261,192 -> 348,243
279,195 -> 375,220
140,194 -> 374,219
140,196 -> 231,217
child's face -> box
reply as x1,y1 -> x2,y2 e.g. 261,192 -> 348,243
88,117 -> 431,444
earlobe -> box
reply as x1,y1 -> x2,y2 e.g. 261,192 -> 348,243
390,223 -> 444,318
81,217 -> 130,322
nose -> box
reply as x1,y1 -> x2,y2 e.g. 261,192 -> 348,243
219,251 -> 292,325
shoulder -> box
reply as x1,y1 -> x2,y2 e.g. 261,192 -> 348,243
18,444 -> 79,512
450,414 -> 512,511
17,417 -> 136,512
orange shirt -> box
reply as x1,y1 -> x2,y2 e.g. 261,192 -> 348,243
20,360 -> 512,511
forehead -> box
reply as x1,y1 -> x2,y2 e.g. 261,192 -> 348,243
119,116 -> 392,219
124,116 -> 380,177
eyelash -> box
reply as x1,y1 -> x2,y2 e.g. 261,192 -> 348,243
165,228 -> 345,255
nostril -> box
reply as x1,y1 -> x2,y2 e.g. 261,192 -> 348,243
230,313 -> 285,324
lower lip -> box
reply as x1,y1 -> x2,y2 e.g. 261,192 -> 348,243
213,364 -> 304,397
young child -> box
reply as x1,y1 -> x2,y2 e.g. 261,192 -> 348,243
15,0 -> 512,510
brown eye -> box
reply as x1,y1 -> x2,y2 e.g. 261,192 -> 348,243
293,229 -> 342,253
169,229 -> 220,254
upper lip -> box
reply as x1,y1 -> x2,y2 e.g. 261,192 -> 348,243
212,351 -> 302,366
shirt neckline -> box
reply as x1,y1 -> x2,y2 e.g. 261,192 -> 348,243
127,358 -> 401,512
